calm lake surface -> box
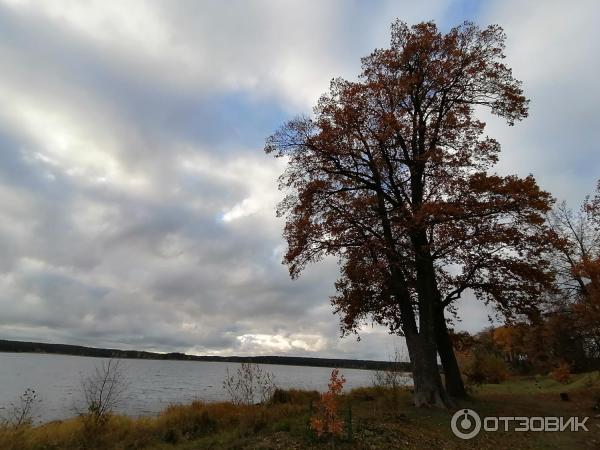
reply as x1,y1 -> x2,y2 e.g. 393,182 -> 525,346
0,353 -> 408,423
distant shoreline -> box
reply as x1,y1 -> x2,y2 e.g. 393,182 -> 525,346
0,339 -> 411,372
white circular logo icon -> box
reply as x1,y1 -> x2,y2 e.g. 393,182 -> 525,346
451,409 -> 481,439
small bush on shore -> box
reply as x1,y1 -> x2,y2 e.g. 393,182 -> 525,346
78,358 -> 128,429
310,369 -> 346,442
222,362 -> 277,405
270,388 -> 319,405
0,388 -> 40,428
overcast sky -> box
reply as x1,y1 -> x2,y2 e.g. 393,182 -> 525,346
0,0 -> 598,360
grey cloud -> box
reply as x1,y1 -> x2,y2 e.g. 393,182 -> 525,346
0,0 -> 597,360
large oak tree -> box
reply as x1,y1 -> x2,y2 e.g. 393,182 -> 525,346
266,21 -> 555,406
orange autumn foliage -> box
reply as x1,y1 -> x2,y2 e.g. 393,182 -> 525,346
266,19 -> 555,406
551,361 -> 572,384
310,369 -> 346,438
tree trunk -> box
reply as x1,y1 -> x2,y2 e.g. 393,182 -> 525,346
388,269 -> 450,407
434,305 -> 467,399
407,224 -> 454,407
405,330 -> 449,407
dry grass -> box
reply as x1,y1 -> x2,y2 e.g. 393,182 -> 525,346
0,394 -> 313,450
1,373 -> 599,449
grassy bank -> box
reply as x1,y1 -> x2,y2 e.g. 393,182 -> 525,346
1,373 -> 599,449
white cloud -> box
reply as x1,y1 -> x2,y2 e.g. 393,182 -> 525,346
237,333 -> 328,354
480,0 -> 600,204
0,0 -> 452,109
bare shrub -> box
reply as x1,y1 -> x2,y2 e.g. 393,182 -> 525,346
372,348 -> 411,391
0,388 -> 40,427
223,362 -> 277,405
79,358 -> 128,426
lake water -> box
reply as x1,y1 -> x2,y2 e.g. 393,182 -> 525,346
0,353 -> 408,423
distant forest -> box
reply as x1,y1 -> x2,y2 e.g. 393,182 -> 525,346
0,339 -> 410,372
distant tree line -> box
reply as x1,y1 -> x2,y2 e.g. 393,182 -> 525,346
0,339 -> 410,372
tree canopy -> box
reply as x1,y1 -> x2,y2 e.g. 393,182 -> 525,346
266,20 -> 555,406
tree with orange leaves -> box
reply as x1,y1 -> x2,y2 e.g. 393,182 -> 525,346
493,325 -> 527,366
310,368 -> 346,445
266,20 -> 555,406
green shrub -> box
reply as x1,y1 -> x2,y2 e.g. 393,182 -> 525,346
270,388 -> 319,405
459,350 -> 509,384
